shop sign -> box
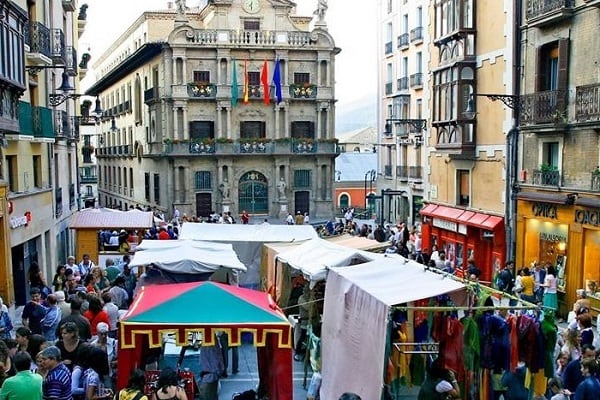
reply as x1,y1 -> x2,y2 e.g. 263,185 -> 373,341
574,209 -> 600,227
9,211 -> 31,229
458,224 -> 467,235
539,232 -> 567,242
532,202 -> 557,219
433,218 -> 457,232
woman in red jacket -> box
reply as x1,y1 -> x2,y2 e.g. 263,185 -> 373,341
83,296 -> 110,337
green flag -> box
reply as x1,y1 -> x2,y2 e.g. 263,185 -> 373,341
231,59 -> 238,107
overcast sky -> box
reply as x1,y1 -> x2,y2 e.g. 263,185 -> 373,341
79,0 -> 377,109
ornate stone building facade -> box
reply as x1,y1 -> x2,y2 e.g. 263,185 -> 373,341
88,0 -> 339,221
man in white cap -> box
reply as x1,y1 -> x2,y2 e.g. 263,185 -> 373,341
54,291 -> 71,318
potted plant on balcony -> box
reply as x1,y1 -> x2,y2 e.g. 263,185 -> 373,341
216,137 -> 233,144
540,163 -> 557,172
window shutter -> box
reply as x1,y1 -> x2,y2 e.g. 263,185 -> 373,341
535,46 -> 545,92
557,39 -> 569,91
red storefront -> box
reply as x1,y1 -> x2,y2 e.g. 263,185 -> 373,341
420,203 -> 506,283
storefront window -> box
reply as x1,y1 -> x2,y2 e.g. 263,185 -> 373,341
456,243 -> 464,269
524,219 -> 568,291
583,229 -> 600,296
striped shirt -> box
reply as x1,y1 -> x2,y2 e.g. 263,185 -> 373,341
43,363 -> 72,400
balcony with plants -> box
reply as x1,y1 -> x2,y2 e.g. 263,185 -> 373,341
158,137 -> 337,156
532,164 -> 561,186
187,81 -> 217,98
289,83 -> 317,99
526,0 -> 574,28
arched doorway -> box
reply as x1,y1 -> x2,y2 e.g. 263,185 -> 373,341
238,171 -> 269,214
339,193 -> 349,209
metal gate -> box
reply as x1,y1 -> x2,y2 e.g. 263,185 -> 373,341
238,171 -> 268,214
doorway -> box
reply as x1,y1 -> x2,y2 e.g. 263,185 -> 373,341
294,191 -> 310,215
238,171 -> 268,214
195,193 -> 212,217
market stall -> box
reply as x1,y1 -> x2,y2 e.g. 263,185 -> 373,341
320,257 -> 469,399
118,281 -> 293,399
129,239 -> 246,283
179,223 -> 318,288
70,208 -> 153,265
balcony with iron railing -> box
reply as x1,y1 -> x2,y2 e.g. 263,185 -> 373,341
592,172 -> 600,191
397,33 -> 409,49
409,166 -> 423,180
144,87 -> 159,104
50,28 -> 65,63
397,77 -> 408,91
532,169 -> 561,186
396,165 -> 408,181
410,27 -> 423,43
55,186 -> 63,217
53,110 -> 79,141
188,82 -> 218,98
410,73 -> 423,89
575,83 -> 600,123
526,0 -> 574,28
19,102 -> 54,140
289,84 -> 317,99
385,82 -> 393,95
24,21 -> 52,62
385,41 -> 393,55
155,138 -> 338,157
519,90 -> 567,127
80,172 -> 98,184
384,165 -> 393,178
69,183 -> 75,208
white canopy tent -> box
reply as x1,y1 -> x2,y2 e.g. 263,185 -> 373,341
320,257 -> 468,400
179,223 -> 318,242
275,238 -> 383,284
130,239 -> 246,274
179,223 -> 318,287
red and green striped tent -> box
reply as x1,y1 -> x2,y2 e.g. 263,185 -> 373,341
117,281 -> 293,399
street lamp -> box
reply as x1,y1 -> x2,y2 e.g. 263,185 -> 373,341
48,71 -> 90,106
463,93 -> 521,261
364,169 -> 376,210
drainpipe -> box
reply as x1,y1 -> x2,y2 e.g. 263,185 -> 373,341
507,0 -> 523,262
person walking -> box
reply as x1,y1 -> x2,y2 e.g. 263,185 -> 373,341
542,265 -> 558,311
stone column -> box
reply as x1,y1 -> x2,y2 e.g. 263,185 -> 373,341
182,106 -> 188,140
172,107 -> 179,140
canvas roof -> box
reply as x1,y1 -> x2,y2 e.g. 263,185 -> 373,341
179,223 -> 318,242
70,208 -> 154,229
275,238 -> 383,283
329,256 -> 466,305
122,281 -> 287,327
129,239 -> 246,272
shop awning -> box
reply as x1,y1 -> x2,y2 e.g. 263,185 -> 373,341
420,204 -> 504,231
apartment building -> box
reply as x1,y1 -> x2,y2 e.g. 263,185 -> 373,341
0,0 -> 84,304
377,0 -> 429,227
515,0 -> 600,313
418,0 -> 514,282
86,0 -> 339,221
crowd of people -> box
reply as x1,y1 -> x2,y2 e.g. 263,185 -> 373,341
0,253 -> 137,399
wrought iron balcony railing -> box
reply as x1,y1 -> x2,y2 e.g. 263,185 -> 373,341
397,77 -> 408,91
50,28 -> 65,63
398,33 -> 409,49
187,82 -> 217,98
532,169 -> 561,186
519,90 -> 567,126
410,27 -> 423,43
410,73 -> 423,88
575,83 -> 600,122
289,84 -> 317,99
25,22 -> 51,59
396,165 -> 408,180
526,0 -> 573,21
